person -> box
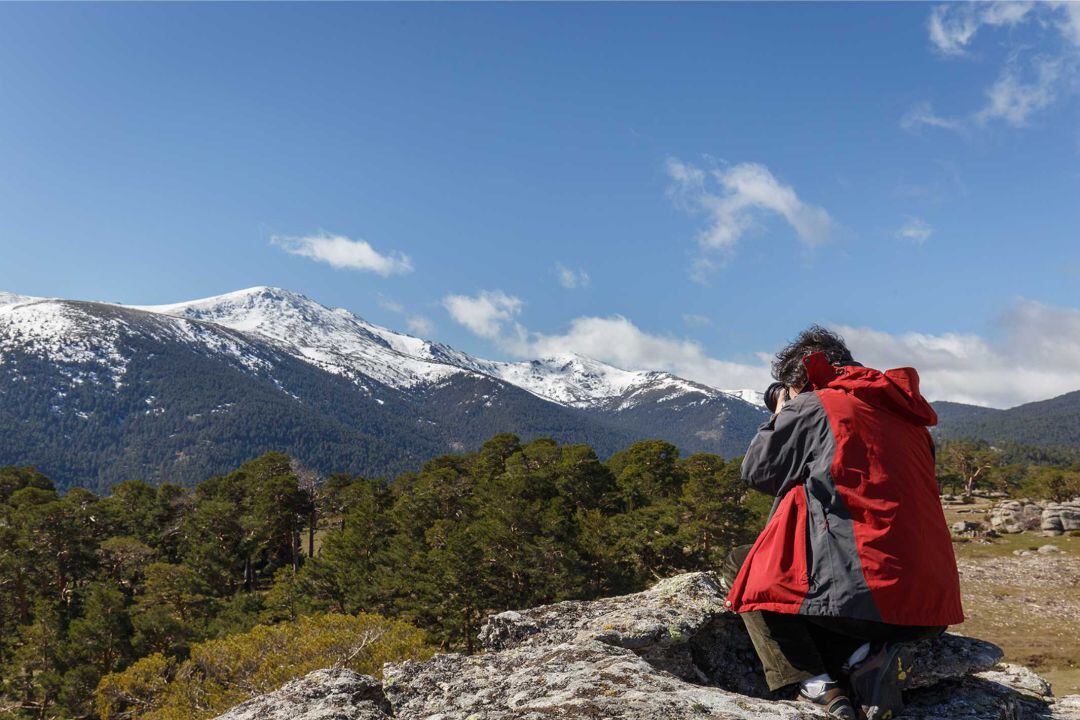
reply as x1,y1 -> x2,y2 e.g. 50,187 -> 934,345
724,326 -> 963,720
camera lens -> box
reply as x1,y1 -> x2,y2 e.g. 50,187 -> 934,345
764,382 -> 785,413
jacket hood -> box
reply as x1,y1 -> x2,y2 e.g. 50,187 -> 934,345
802,352 -> 937,427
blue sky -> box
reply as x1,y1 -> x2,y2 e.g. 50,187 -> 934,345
1,2 -> 1078,408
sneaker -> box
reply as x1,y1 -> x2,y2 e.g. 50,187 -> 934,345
846,643 -> 910,720
797,682 -> 858,719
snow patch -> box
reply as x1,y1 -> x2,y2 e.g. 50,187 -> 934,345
3,286 -> 756,416
134,287 -> 466,390
722,388 -> 766,407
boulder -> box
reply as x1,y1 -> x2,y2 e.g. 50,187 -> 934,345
1055,695 -> 1080,720
1066,502 -> 1080,532
213,572 -> 1076,720
953,520 -> 983,535
213,667 -> 390,720
477,572 -> 767,696
906,664 -> 1080,720
990,500 -> 1044,533
383,641 -> 805,719
383,572 -> 1011,718
1042,501 -> 1080,534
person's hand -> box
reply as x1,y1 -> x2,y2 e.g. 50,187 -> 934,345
772,387 -> 789,417
772,384 -> 806,416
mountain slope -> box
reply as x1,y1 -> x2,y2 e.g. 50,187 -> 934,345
17,285 -> 1079,492
136,287 -> 768,454
1,288 -> 766,490
0,298 -> 437,491
931,401 -> 1003,429
133,287 -> 468,391
932,391 -> 1080,449
136,287 -> 761,414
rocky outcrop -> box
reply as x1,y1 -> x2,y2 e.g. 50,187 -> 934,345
214,667 -> 391,720
213,572 -> 1080,720
906,664 -> 1080,720
475,572 -> 765,695
952,519 -> 985,536
988,498 -> 1080,535
1042,501 -> 1080,535
991,500 -> 1045,533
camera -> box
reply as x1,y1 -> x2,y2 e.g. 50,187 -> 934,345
764,382 -> 786,413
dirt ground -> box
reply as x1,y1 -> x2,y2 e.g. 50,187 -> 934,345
944,502 -> 1080,695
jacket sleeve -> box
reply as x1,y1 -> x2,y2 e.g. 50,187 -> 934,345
741,394 -> 818,497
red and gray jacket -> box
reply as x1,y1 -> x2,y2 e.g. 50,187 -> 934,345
726,352 -> 964,627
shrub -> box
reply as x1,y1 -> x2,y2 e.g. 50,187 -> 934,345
96,613 -> 433,720
1018,467 -> 1080,503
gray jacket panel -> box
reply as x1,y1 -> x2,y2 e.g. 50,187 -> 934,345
741,391 -> 881,620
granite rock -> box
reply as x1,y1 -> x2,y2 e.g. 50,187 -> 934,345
214,572 -> 1075,720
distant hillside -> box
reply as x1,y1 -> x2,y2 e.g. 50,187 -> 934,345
0,288 -> 766,491
932,390 -> 1080,450
932,401 -> 1002,427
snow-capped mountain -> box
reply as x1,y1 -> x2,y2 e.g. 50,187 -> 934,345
134,286 -> 759,412
722,388 -> 766,407
1,294 -> 275,388
0,287 -> 768,490
133,287 -> 468,392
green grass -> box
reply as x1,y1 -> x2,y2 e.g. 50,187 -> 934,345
953,531 -> 1080,559
942,508 -> 1080,695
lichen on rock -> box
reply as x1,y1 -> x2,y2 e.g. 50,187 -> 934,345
213,572 -> 1079,719
213,667 -> 391,720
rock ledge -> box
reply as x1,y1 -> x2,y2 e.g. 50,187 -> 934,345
215,572 -> 1079,720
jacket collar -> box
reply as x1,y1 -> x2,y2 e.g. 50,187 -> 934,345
802,351 -> 839,390
801,351 -> 937,426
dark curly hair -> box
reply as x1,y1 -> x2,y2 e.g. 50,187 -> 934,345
772,325 -> 856,389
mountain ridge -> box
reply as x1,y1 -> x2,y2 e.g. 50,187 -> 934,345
131,285 -> 759,411
6,285 -> 1077,492
932,390 -> 1080,450
0,287 -> 768,490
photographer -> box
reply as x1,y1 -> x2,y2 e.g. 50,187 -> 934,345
724,326 -> 963,720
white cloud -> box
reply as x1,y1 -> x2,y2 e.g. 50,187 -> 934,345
689,257 -> 721,285
406,314 -> 435,336
377,294 -> 435,337
927,2 -> 1034,56
527,315 -> 773,391
895,217 -> 933,244
900,102 -> 964,132
555,264 -> 590,289
376,295 -> 405,314
443,289 -> 773,391
666,159 -> 833,275
445,288 -> 1080,409
920,3 -> 1080,130
273,233 -> 413,276
1060,1 -> 1080,47
836,300 -> 1080,407
976,58 -> 1062,127
441,290 -> 524,341
927,5 -> 978,56
683,313 -> 712,328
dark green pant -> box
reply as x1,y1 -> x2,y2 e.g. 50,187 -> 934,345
722,545 -> 945,692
